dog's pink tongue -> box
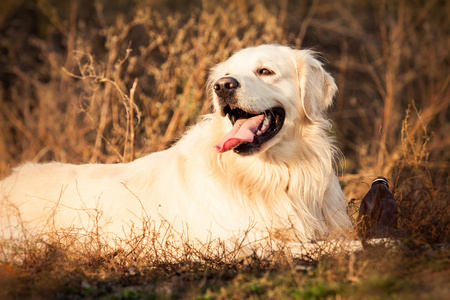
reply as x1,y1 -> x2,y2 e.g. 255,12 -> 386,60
214,114 -> 264,153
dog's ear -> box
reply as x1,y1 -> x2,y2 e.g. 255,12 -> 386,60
295,50 -> 337,121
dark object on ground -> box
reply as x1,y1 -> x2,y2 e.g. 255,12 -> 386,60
356,177 -> 404,240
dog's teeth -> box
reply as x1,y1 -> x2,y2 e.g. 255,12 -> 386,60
256,129 -> 262,135
260,115 -> 271,133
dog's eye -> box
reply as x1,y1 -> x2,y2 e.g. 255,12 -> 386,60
257,68 -> 275,76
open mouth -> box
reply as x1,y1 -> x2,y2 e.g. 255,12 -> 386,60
215,105 -> 285,155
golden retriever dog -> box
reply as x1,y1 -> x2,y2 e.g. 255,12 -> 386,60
1,44 -> 352,256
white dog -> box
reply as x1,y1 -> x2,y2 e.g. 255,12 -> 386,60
0,45 -> 352,257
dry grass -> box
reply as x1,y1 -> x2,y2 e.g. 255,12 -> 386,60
0,0 -> 449,299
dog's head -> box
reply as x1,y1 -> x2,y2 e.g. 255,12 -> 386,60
209,44 -> 337,156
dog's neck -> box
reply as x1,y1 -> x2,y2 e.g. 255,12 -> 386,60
211,134 -> 336,238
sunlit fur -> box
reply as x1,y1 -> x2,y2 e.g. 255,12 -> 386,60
1,45 -> 351,256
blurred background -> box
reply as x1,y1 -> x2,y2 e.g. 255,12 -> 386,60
0,0 -> 448,241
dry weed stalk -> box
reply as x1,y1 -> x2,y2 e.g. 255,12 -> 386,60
63,49 -> 141,162
392,102 -> 449,245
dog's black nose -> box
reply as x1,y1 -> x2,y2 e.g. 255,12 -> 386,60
214,77 -> 240,97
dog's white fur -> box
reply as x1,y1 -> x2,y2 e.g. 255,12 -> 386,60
0,45 -> 352,255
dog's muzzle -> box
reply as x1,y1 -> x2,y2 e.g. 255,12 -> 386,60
213,76 -> 285,156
